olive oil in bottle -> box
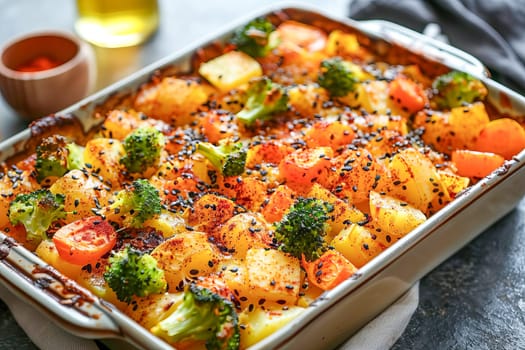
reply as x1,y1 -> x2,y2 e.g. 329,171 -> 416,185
75,0 -> 159,48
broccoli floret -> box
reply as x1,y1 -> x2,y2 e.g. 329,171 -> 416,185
8,189 -> 66,242
66,143 -> 85,171
317,57 -> 357,97
120,126 -> 165,174
151,284 -> 240,350
196,140 -> 247,177
104,246 -> 167,303
432,71 -> 488,109
274,197 -> 333,261
230,17 -> 278,58
35,135 -> 84,183
236,77 -> 289,126
110,179 -> 161,228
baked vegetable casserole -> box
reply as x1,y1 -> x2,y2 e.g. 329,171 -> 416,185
1,14 -> 524,350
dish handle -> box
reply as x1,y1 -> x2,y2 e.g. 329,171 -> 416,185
357,19 -> 489,79
0,231 -> 173,349
0,231 -> 123,338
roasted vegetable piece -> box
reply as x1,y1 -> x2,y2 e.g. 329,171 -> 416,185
274,197 -> 333,261
120,126 -> 165,174
104,246 -> 167,303
451,150 -> 505,178
49,169 -> 111,224
389,76 -> 428,113
151,231 -> 220,292
474,118 -> 525,160
236,77 -> 289,126
230,17 -> 277,58
432,71 -> 487,109
303,250 -> 357,290
244,247 -> 301,304
8,189 -> 66,242
317,57 -> 357,97
275,20 -> 327,52
35,135 -> 84,183
278,146 -> 334,190
151,284 -> 240,350
53,216 -> 117,265
368,191 -> 426,247
109,179 -> 162,228
198,51 -> 263,92
196,140 -> 247,177
331,224 -> 383,267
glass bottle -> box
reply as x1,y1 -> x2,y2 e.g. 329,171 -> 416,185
75,0 -> 159,48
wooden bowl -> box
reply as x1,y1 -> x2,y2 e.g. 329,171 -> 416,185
0,30 -> 95,120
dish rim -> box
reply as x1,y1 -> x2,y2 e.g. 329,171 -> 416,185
0,3 -> 524,350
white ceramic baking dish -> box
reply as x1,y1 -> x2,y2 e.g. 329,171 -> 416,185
0,4 -> 524,350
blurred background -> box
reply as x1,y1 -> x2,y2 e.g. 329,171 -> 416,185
0,0 -> 349,140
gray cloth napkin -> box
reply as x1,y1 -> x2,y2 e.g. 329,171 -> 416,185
349,0 -> 525,92
0,281 -> 419,350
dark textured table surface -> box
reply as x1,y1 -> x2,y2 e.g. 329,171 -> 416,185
1,1 -> 524,349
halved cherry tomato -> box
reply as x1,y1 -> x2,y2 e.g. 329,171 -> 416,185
53,216 -> 117,265
302,250 -> 357,291
389,76 -> 428,113
451,149 -> 505,178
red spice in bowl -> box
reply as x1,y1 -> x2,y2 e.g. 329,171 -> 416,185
0,31 -> 95,119
16,56 -> 62,72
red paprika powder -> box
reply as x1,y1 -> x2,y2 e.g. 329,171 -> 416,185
16,56 -> 61,72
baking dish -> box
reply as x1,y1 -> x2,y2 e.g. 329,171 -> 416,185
0,3 -> 524,350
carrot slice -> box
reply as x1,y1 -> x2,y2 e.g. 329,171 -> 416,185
302,250 -> 357,291
451,150 -> 505,178
389,76 -> 428,113
474,118 -> 525,160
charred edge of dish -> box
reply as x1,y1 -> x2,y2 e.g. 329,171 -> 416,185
31,264 -> 97,314
0,236 -> 17,260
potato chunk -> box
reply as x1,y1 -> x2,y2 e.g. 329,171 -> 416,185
151,231 -> 221,292
83,138 -> 124,187
385,148 -> 440,212
49,169 -> 109,223
188,194 -> 236,235
369,191 -> 426,247
217,259 -> 247,300
326,30 -> 361,57
239,306 -> 305,348
306,183 -> 365,239
35,239 -> 83,278
331,224 -> 383,268
245,248 -> 301,305
134,77 -> 213,125
143,211 -> 187,238
125,293 -> 184,330
217,213 -> 272,258
199,51 -> 262,92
